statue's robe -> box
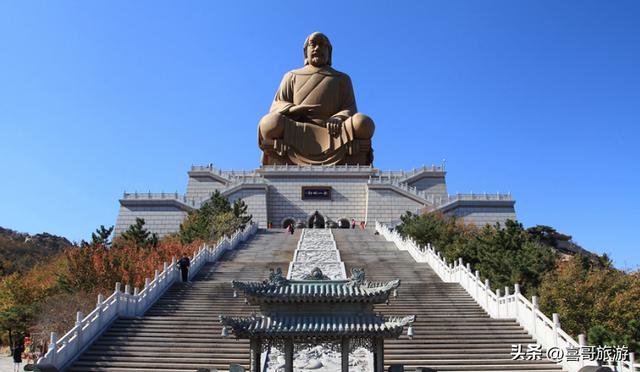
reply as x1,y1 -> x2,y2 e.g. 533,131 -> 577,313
259,65 -> 367,165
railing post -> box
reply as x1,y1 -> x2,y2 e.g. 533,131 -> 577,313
552,313 -> 560,347
484,279 -> 490,314
578,334 -> 586,368
466,263 -> 471,290
628,352 -> 635,371
513,284 -> 520,321
531,296 -> 538,339
475,270 -> 480,300
49,332 -> 58,364
124,285 -> 131,316
96,294 -> 104,328
75,311 -> 83,353
504,286 -> 510,317
496,289 -> 501,318
133,287 -> 140,315
171,257 -> 177,279
163,262 -> 168,283
114,282 -> 121,314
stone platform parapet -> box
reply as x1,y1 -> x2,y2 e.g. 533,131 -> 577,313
115,163 -> 517,238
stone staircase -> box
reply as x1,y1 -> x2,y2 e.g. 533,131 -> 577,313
333,228 -> 563,372
67,229 -> 299,372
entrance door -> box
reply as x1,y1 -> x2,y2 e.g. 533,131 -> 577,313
307,211 -> 325,228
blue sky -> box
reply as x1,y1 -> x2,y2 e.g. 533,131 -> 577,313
0,1 -> 638,269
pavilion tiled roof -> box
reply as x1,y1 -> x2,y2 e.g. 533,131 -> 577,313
231,278 -> 401,304
219,314 -> 415,339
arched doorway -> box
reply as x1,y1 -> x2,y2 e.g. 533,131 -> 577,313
308,211 -> 325,228
282,218 -> 296,229
338,218 -> 350,229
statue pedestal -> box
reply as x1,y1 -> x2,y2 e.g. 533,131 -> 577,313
115,163 -> 517,238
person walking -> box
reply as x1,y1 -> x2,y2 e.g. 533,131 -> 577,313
351,218 -> 356,229
288,223 -> 295,235
178,253 -> 191,283
12,343 -> 24,372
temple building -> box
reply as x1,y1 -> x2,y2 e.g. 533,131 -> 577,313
220,268 -> 415,372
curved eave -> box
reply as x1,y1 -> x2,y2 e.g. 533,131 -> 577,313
232,279 -> 401,304
220,315 -> 415,340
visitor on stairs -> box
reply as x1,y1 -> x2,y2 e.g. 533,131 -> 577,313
12,342 -> 24,372
178,253 -> 191,282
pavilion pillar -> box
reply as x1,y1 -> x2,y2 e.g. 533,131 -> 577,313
250,337 -> 261,372
341,337 -> 349,372
284,338 -> 294,372
373,337 -> 384,372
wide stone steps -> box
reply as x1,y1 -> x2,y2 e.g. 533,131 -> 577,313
67,229 -> 299,372
333,229 -> 563,372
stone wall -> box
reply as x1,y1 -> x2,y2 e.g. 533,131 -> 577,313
114,205 -> 188,238
366,187 -> 425,225
266,177 -> 368,227
185,175 -> 227,201
226,187 -> 268,228
443,205 -> 517,226
407,175 -> 448,197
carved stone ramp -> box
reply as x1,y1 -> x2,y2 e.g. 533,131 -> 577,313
67,229 -> 299,372
333,228 -> 563,372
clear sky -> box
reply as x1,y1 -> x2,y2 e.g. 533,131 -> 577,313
0,1 -> 638,269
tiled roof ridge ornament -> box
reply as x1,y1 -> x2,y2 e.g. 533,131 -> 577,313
303,266 -> 330,280
349,267 -> 366,286
266,267 -> 289,286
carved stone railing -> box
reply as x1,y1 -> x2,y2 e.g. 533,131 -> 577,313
36,223 -> 259,371
260,163 -> 374,172
375,221 -> 638,372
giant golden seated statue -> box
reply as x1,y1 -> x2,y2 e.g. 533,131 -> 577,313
258,32 -> 375,166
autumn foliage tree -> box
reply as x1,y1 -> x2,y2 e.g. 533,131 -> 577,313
538,256 -> 640,353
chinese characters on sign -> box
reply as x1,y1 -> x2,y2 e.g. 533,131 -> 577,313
301,186 -> 332,200
511,344 -> 629,362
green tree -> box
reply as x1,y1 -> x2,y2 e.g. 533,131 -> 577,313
232,199 -> 253,229
91,225 -> 114,247
120,218 -> 158,248
179,191 -> 252,244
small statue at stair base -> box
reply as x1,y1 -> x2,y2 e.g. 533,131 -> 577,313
303,267 -> 330,281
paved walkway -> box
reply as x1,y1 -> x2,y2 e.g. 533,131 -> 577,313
0,354 -> 15,372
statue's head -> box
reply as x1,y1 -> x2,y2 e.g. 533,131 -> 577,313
304,32 -> 332,67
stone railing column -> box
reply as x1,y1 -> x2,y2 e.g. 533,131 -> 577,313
75,311 -> 83,353
48,332 -> 58,364
96,294 -> 104,328
133,287 -> 140,315
484,279 -> 490,312
531,296 -> 539,338
552,313 -> 560,347
124,285 -> 131,316
514,284 -> 520,320
114,282 -> 121,314
578,334 -> 586,368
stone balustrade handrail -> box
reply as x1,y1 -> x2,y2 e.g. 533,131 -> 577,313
36,223 -> 259,371
259,163 -> 375,172
375,221 -> 637,372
